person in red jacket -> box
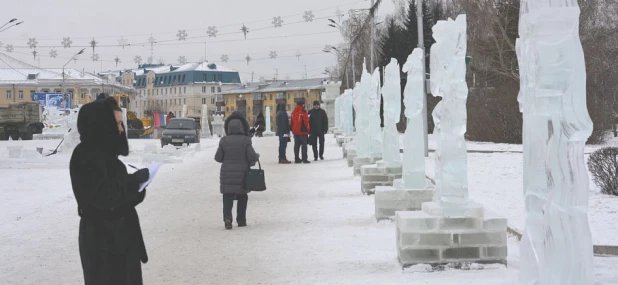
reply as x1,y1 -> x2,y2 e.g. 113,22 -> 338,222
290,101 -> 311,163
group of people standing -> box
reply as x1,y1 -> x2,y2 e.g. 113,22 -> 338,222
276,100 -> 328,164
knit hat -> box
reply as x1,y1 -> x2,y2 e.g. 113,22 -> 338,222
313,100 -> 320,106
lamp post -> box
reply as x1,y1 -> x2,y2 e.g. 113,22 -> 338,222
0,18 -> 23,33
62,48 -> 85,115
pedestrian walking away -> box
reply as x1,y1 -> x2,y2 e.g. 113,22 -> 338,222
69,97 -> 150,285
276,103 -> 292,164
255,113 -> 266,137
215,112 -> 260,229
290,100 -> 311,164
308,100 -> 328,161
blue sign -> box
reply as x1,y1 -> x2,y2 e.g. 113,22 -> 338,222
32,93 -> 72,111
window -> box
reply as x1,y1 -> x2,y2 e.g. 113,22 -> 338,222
203,74 -> 207,82
211,87 -> 215,93
211,98 -> 215,105
202,98 -> 206,104
202,86 -> 206,93
217,87 -> 221,93
6,90 -> 11,99
269,94 -> 272,100
18,91 -> 23,99
218,74 -> 223,81
184,87 -> 186,94
156,89 -> 159,95
184,98 -> 186,104
81,92 -> 86,99
182,75 -> 186,82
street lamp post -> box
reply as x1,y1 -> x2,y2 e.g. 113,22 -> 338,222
62,48 -> 85,115
0,18 -> 23,33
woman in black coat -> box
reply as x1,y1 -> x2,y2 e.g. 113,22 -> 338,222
215,113 -> 260,229
255,113 -> 266,137
70,97 -> 150,285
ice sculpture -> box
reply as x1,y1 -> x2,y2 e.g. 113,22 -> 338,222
42,107 -> 68,134
368,67 -> 383,157
265,106 -> 272,132
353,76 -> 370,158
341,89 -> 354,136
59,108 -> 80,153
401,49 -> 426,189
201,104 -> 211,138
430,15 -> 469,213
334,95 -> 341,130
517,1 -> 595,284
122,108 -> 128,139
181,105 -> 188,118
381,58 -> 402,165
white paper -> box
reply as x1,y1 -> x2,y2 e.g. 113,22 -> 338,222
283,134 -> 289,137
138,163 -> 161,192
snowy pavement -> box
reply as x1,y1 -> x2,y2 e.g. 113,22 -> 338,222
1,136 -> 617,284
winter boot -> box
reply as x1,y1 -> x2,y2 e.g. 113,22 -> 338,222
279,158 -> 291,164
320,155 -> 324,160
302,160 -> 311,164
224,220 -> 233,230
237,221 -> 247,227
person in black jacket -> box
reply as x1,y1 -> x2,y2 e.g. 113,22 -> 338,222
275,103 -> 291,164
70,97 -> 150,285
308,100 -> 328,161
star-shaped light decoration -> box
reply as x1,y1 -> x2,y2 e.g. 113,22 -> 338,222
134,56 -> 142,65
158,57 -> 165,65
220,54 -> 229,62
178,56 -> 187,64
27,38 -> 38,49
272,16 -> 283,28
269,51 -> 278,59
49,49 -> 58,58
207,26 -> 218,38
62,37 -> 72,48
118,36 -> 128,49
240,24 -> 249,39
148,35 -> 156,45
295,51 -> 302,61
177,30 -> 188,41
303,11 -> 315,22
5,44 -> 13,53
147,56 -> 153,64
91,53 -> 100,62
245,55 -> 251,66
114,56 -> 121,67
89,38 -> 98,53
32,50 -> 38,60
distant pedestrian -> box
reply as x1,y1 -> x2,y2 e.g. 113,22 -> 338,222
255,113 -> 266,137
215,112 -> 260,229
308,100 -> 328,161
276,103 -> 291,164
165,112 -> 175,125
290,100 -> 311,164
70,97 -> 150,285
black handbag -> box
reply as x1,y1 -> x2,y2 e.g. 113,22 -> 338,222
245,159 -> 266,191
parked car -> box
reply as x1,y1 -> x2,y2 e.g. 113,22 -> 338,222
161,118 -> 200,147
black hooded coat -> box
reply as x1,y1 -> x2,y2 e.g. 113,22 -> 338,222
215,117 -> 259,194
275,103 -> 290,136
224,111 -> 250,136
69,98 -> 148,285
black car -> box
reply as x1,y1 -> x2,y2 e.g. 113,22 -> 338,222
161,118 -> 200,147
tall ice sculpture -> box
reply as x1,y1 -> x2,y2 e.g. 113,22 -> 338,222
263,106 -> 275,136
374,52 -> 433,219
517,1 -> 595,284
201,104 -> 212,138
395,15 -> 507,267
360,59 -> 402,195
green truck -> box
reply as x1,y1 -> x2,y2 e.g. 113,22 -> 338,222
0,102 -> 44,140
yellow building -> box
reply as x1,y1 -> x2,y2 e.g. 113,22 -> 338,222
217,78 -> 327,129
0,68 -> 133,108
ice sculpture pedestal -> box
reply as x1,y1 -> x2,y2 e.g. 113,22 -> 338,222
395,202 -> 507,267
360,160 -> 402,195
33,133 -> 65,140
211,115 -> 224,137
332,128 -> 343,136
345,143 -> 357,166
375,178 -> 434,221
353,155 -> 381,177
262,131 -> 275,137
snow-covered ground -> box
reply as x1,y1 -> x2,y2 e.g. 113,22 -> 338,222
1,136 -> 617,284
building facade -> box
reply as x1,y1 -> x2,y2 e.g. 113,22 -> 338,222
217,78 -> 330,130
0,68 -> 133,108
131,62 -> 241,120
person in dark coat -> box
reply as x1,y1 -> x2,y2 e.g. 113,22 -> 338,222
254,113 -> 266,137
96,92 -> 109,101
215,114 -> 260,229
69,97 -> 150,285
275,103 -> 291,164
308,100 -> 329,161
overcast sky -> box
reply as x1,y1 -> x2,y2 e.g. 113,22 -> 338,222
0,0 -> 395,83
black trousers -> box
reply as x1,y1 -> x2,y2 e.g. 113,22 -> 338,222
293,135 -> 308,161
310,134 -> 325,159
222,194 -> 248,222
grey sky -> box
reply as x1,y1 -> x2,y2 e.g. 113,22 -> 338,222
0,0 -> 394,83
